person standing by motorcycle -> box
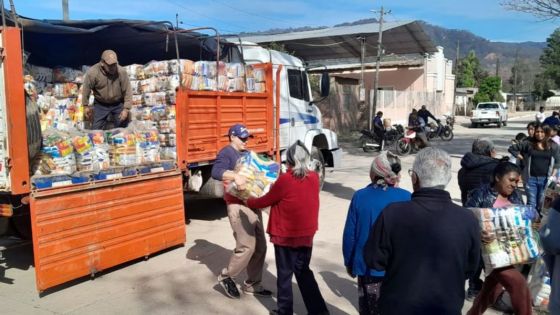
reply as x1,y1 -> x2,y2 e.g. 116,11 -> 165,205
408,109 -> 430,148
418,105 -> 439,125
373,111 -> 385,146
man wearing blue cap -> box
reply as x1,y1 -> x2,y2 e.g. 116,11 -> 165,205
211,123 -> 272,299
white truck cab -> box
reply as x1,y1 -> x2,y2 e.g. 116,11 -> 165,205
238,43 -> 341,183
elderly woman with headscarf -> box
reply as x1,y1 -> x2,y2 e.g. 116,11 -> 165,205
342,151 -> 411,315
246,141 -> 329,315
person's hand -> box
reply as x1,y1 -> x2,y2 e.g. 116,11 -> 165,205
346,266 -> 355,278
84,106 -> 93,120
481,230 -> 496,244
549,175 -> 557,183
119,108 -> 129,122
517,154 -> 524,160
234,174 -> 247,191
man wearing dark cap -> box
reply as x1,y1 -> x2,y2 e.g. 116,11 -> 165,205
82,49 -> 132,129
211,123 -> 272,299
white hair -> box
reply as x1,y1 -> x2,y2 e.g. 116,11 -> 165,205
286,141 -> 311,179
412,147 -> 452,189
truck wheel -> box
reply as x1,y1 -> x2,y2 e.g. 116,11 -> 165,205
471,123 -> 477,128
11,208 -> 31,240
497,121 -> 502,128
311,146 -> 325,190
502,120 -> 507,127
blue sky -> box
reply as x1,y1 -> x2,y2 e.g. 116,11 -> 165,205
11,0 -> 559,42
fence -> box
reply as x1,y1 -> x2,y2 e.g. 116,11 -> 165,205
373,90 -> 448,124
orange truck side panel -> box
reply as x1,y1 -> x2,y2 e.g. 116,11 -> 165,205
30,171 -> 186,291
176,63 -> 276,169
3,27 -> 30,194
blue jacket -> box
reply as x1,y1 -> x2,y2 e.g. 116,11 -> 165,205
342,184 -> 411,277
465,183 -> 524,208
541,199 -> 560,315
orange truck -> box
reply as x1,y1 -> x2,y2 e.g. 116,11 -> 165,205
0,17 -> 337,292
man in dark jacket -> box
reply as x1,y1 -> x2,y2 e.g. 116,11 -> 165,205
543,111 -> 560,127
418,105 -> 438,125
364,148 -> 481,315
458,138 -> 500,205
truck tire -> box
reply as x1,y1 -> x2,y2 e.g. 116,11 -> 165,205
502,120 -> 507,127
311,146 -> 325,190
497,120 -> 502,128
11,204 -> 31,240
471,123 -> 478,128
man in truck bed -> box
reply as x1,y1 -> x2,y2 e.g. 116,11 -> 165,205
82,50 -> 132,130
211,124 -> 272,299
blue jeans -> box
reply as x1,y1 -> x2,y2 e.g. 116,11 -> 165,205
526,176 -> 547,214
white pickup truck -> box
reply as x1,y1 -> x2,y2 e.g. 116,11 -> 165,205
471,102 -> 508,128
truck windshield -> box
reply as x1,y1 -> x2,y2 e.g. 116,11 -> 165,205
287,69 -> 310,101
478,103 -> 499,109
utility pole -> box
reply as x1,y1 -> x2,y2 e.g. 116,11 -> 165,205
62,0 -> 69,21
370,6 -> 389,130
513,48 -> 519,110
358,36 -> 366,111
452,40 -> 459,116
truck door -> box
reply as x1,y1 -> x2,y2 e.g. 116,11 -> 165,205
286,68 -> 314,145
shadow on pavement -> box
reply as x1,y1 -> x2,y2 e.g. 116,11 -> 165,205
185,196 -> 227,222
0,239 -> 33,285
319,270 -> 358,311
322,181 -> 356,201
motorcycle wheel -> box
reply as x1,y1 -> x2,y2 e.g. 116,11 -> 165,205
384,130 -> 399,146
395,138 -> 412,156
360,136 -> 375,152
440,127 -> 454,141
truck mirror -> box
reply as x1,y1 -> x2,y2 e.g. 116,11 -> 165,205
320,71 -> 330,98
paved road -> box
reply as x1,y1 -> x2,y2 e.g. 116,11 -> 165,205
0,114 -> 537,314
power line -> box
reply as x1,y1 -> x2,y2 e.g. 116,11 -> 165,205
164,0 -> 248,34
209,0 -> 294,26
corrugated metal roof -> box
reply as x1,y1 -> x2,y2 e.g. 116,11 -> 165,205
240,21 -> 438,62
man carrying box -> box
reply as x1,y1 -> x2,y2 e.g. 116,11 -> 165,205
211,123 -> 272,299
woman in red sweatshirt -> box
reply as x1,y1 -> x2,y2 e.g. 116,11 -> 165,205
247,141 -> 329,315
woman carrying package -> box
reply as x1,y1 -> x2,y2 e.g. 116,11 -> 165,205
246,141 -> 329,315
509,122 -> 560,216
466,162 -> 532,315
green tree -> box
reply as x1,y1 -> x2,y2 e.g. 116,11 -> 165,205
473,76 -> 505,104
533,73 -> 555,100
541,28 -> 560,87
456,51 -> 488,87
507,61 -> 530,93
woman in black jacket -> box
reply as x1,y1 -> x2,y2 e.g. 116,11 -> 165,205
466,162 -> 532,315
509,122 -> 560,215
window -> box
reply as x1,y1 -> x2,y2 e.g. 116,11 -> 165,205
477,103 -> 499,110
288,69 -> 310,101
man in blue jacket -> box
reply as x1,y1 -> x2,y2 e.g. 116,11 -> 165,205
343,151 -> 411,315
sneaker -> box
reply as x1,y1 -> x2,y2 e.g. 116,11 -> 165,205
242,282 -> 273,297
218,275 -> 240,299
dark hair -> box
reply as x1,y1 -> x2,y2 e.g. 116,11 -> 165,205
376,111 -> 383,116
515,132 -> 527,142
532,122 -> 551,150
527,121 -> 537,129
540,106 -> 545,111
492,162 -> 521,185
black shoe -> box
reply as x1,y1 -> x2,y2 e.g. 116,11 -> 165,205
242,282 -> 272,297
466,288 -> 480,301
218,275 -> 240,299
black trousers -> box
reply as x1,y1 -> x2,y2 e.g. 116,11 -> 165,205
274,245 -> 328,315
93,101 -> 128,130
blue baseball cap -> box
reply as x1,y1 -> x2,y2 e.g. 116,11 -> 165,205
228,123 -> 251,138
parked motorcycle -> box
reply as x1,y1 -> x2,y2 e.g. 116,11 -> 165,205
394,126 -> 419,156
359,126 -> 400,152
426,120 -> 454,141
444,114 -> 455,129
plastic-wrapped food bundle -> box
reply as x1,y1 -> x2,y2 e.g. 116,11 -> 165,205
191,76 -> 217,91
160,147 -> 176,160
130,80 -> 141,94
76,85 -> 94,107
228,77 -> 246,92
167,105 -> 176,119
71,133 -> 95,171
158,119 -> 175,134
53,83 -> 79,98
158,133 -> 176,147
150,105 -> 167,121
40,129 -> 77,175
246,78 -> 255,93
30,65 -> 53,83
124,64 -> 146,80
169,59 -> 195,75
470,206 -> 541,273
253,68 -> 266,82
142,92 -> 167,106
131,94 -> 143,107
227,63 -> 245,78
227,151 -> 280,200
135,129 -> 161,164
194,61 -> 219,78
53,67 -> 84,83
254,83 -> 266,93
144,60 -> 170,77
107,128 -> 137,166
37,94 -> 57,112
528,257 -> 551,311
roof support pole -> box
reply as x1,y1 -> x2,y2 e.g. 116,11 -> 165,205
370,6 -> 387,130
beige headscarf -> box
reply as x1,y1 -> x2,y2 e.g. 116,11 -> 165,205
370,151 -> 401,188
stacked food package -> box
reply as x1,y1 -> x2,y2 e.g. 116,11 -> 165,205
227,151 -> 280,200
528,257 -> 551,311
25,58 -> 267,189
470,206 -> 541,273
